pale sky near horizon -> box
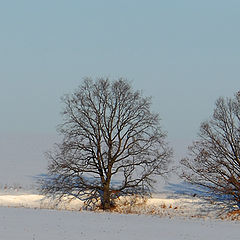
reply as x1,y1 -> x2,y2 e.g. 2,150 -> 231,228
0,1 -> 239,184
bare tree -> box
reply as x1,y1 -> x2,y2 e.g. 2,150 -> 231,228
181,91 -> 240,206
41,78 -> 172,210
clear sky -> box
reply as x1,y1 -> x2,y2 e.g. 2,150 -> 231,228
0,1 -> 239,184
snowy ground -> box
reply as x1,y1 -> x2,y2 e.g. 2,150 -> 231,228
0,207 -> 239,240
0,185 -> 240,239
0,182 -> 230,219
0,190 -> 220,218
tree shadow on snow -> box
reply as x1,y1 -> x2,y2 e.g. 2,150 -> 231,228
164,181 -> 211,198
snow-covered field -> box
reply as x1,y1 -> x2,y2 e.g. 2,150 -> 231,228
0,156 -> 239,240
0,206 -> 239,240
0,190 -> 222,218
0,187 -> 239,239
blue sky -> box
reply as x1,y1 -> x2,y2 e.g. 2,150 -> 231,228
0,1 -> 239,182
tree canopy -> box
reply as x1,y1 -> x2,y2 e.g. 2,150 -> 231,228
41,78 -> 172,209
181,92 -> 240,206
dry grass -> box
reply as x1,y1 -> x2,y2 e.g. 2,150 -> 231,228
100,196 -> 181,217
225,210 -> 240,220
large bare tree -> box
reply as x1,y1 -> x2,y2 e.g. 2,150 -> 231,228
181,92 -> 240,206
41,78 -> 172,210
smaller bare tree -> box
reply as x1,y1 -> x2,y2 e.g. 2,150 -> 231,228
181,91 -> 240,206
41,78 -> 172,210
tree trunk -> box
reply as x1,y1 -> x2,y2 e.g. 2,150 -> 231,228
102,183 -> 111,210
